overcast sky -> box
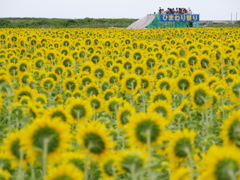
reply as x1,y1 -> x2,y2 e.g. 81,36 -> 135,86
0,0 -> 240,20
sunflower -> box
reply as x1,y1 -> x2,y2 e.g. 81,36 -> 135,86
111,63 -> 121,74
166,55 -> 177,67
208,64 -> 220,76
107,72 -> 119,85
186,54 -> 199,67
127,112 -> 168,148
228,66 -> 238,75
224,74 -> 237,85
140,76 -> 153,93
84,83 -> 100,97
177,58 -> 187,69
190,83 -> 212,109
121,74 -> 141,95
198,145 -> 240,180
62,56 -> 74,68
145,57 -> 156,70
156,77 -> 173,91
81,61 -> 94,74
46,50 -> 59,64
0,75 -> 11,94
105,97 -> 124,115
60,47 -> 69,56
121,60 -> 132,72
103,89 -> 115,101
229,80 -> 240,103
79,49 -> 87,60
19,95 -> 31,106
92,66 -> 105,80
192,69 -> 208,84
79,75 -> 93,86
67,98 -> 92,124
170,167 -> 191,180
147,101 -> 172,122
76,121 -> 114,160
41,77 -> 56,92
173,110 -> 188,125
99,150 -> 119,180
117,103 -> 136,129
55,151 -> 86,172
62,78 -> 78,92
33,49 -> 44,58
2,131 -> 28,169
199,55 -> 211,69
21,117 -> 71,163
165,67 -> 176,78
206,76 -> 220,88
116,148 -> 148,176
132,64 -> 146,76
9,102 -> 25,120
46,72 -> 59,82
14,86 -> 36,102
9,55 -> 18,63
0,151 -> 12,172
105,59 -> 113,68
72,89 -> 82,98
7,63 -> 18,77
27,101 -> 44,120
90,53 -> 101,64
0,168 -> 11,180
70,50 -> 79,60
44,163 -> 83,180
174,75 -> 192,94
19,72 -> 34,86
53,64 -> 66,77
166,129 -> 197,167
34,93 -> 48,105
18,60 -> 29,73
0,59 -> 5,69
149,89 -> 172,103
220,110 -> 240,148
214,82 -> 228,98
89,95 -> 104,114
209,90 -> 220,107
122,49 -> 131,60
45,105 -> 72,123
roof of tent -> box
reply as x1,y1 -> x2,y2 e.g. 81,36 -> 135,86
127,15 -> 155,29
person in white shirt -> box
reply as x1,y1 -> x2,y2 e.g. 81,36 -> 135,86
188,7 -> 192,14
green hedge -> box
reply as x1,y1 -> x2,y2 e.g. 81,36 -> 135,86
0,18 -> 137,28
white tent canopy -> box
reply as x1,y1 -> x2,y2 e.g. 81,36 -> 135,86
127,15 -> 155,29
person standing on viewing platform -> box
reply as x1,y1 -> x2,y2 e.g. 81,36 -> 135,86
188,7 -> 192,14
157,7 -> 193,14
158,7 -> 161,14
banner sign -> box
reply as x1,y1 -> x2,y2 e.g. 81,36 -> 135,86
160,14 -> 200,22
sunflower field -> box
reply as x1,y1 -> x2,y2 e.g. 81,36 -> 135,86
0,27 -> 240,180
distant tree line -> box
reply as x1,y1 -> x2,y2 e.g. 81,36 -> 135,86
0,18 -> 137,28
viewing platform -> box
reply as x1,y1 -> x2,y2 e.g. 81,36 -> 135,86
147,14 -> 200,28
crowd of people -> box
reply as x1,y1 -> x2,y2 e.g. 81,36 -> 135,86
157,7 -> 192,14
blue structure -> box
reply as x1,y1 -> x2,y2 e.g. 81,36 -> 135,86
147,14 -> 200,28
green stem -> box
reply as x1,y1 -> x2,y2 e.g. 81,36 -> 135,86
130,164 -> 137,180
42,138 -> 49,178
112,166 -> 117,180
84,149 -> 90,180
47,91 -> 51,108
186,149 -> 195,180
17,151 -> 25,180
147,130 -> 152,180
30,164 -> 36,180
77,111 -> 81,125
